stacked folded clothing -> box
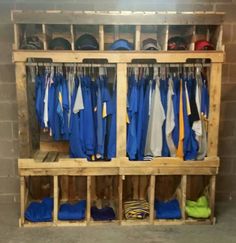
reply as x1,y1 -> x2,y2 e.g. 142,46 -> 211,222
91,206 -> 116,221
155,199 -> 181,219
58,200 -> 86,221
124,200 -> 149,219
185,196 -> 211,219
25,197 -> 53,222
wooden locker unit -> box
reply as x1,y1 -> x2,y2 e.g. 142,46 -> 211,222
12,10 -> 224,227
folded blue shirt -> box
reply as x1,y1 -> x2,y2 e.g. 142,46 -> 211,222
91,206 -> 116,221
58,200 -> 86,220
155,199 -> 181,219
25,197 -> 53,222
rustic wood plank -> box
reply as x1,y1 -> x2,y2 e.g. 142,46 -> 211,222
12,51 -> 225,63
11,11 -> 224,25
40,141 -> 69,153
99,25 -> 104,51
87,176 -> 91,223
149,175 -> 155,224
15,62 -> 32,158
154,219 -> 184,225
209,175 -> 216,223
13,24 -> 19,50
118,175 -> 123,223
20,177 -> 25,226
164,25 -> 169,51
135,25 -> 141,51
70,24 -> 75,51
116,63 -> 127,157
42,24 -> 47,50
181,175 -> 187,220
208,63 -> 222,157
53,176 -> 58,223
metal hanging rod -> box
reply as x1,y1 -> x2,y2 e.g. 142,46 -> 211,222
25,63 -> 117,68
127,63 -> 211,68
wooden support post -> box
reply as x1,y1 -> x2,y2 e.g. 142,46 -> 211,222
149,175 -> 155,224
20,177 -> 25,226
99,25 -> 104,51
216,25 -> 223,51
164,25 -> 169,51
70,24 -> 75,51
135,25 -> 141,51
118,175 -> 123,223
190,25 -> 196,51
208,63 -> 222,157
15,62 -> 32,158
209,175 -> 216,224
116,63 -> 127,157
13,24 -> 19,50
181,175 -> 187,220
42,24 -> 47,50
87,176 -> 91,224
53,176 -> 58,224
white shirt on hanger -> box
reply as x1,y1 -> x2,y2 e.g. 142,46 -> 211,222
73,76 -> 84,114
166,78 -> 176,156
145,77 -> 165,157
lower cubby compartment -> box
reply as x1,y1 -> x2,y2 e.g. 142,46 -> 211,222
88,176 -> 119,225
154,176 -> 184,224
121,175 -> 152,225
56,176 -> 87,226
185,175 -> 215,224
22,176 -> 54,226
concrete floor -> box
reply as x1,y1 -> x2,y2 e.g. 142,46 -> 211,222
0,202 -> 235,243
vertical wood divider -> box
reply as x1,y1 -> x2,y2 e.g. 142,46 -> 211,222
15,62 -> 32,158
13,24 -> 19,50
99,25 -> 104,51
118,175 -> 123,223
208,63 -> 222,156
135,25 -> 141,51
20,177 -> 25,226
181,175 -> 187,220
116,63 -> 127,157
149,175 -> 155,224
209,175 -> 216,224
164,25 -> 169,51
87,176 -> 91,224
53,176 -> 58,224
42,24 -> 47,50
70,24 -> 75,51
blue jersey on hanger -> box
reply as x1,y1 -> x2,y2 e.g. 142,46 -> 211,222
183,78 -> 198,160
81,76 -> 96,156
35,75 -> 46,128
172,77 -> 180,148
107,88 -> 117,159
127,75 -> 138,160
160,78 -> 170,157
69,77 -> 86,158
136,78 -> 145,160
201,78 -> 209,118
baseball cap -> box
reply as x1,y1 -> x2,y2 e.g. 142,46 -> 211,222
195,40 -> 214,50
48,37 -> 71,50
110,39 -> 133,50
75,34 -> 99,50
168,36 -> 187,50
142,38 -> 161,50
20,36 -> 43,50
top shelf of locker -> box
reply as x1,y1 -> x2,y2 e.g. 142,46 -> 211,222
11,10 -> 225,25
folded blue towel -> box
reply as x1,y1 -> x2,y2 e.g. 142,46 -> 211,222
25,197 -> 53,222
91,206 -> 116,221
58,200 -> 86,220
155,199 -> 181,219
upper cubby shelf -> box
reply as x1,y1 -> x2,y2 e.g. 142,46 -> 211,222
11,10 -> 225,61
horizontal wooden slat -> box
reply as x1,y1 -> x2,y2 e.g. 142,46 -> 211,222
12,50 -> 225,63
11,10 -> 224,25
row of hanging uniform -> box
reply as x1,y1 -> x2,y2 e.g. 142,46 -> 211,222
127,66 -> 209,161
35,66 -> 116,160
34,64 -> 209,161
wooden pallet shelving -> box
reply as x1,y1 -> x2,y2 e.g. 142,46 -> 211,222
12,10 -> 224,227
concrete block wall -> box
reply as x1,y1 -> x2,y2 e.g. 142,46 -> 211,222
0,0 -> 235,203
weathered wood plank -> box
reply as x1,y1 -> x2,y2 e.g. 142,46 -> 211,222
15,62 -> 32,158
